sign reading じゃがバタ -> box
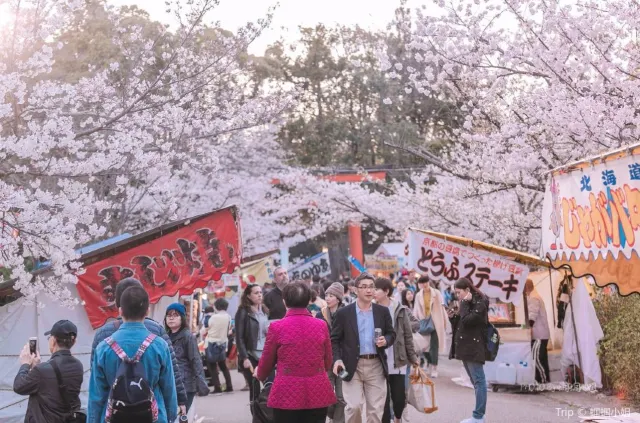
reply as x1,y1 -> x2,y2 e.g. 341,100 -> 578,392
542,150 -> 640,294
404,229 -> 529,304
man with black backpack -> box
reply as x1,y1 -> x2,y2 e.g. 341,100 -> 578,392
88,285 -> 178,423
13,320 -> 84,423
90,278 -> 187,415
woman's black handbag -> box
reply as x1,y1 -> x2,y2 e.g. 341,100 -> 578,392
250,380 -> 274,423
206,342 -> 227,363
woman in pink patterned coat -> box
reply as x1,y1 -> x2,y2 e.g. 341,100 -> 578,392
255,281 -> 337,423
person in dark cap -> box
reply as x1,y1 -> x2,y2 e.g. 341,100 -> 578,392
90,277 -> 188,414
13,320 -> 84,423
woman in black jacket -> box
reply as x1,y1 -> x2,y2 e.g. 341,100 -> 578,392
235,283 -> 269,403
448,278 -> 489,423
164,303 -> 209,412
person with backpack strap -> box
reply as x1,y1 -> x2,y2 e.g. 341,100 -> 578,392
88,286 -> 178,423
448,278 -> 490,423
90,278 -> 188,415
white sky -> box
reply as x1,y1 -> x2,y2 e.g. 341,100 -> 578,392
108,0 -> 423,54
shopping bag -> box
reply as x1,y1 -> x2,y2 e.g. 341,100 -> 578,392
407,366 -> 438,414
412,332 -> 429,354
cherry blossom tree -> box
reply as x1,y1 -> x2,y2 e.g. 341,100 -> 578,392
378,0 -> 640,253
0,0 -> 286,302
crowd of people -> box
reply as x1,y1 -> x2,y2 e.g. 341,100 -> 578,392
231,268 -> 492,423
11,266 -> 551,423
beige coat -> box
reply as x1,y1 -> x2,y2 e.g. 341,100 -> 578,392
413,287 -> 447,353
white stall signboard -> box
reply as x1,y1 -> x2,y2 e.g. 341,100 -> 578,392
288,252 -> 332,280
405,230 -> 530,304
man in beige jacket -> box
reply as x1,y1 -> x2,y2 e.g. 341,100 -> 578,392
413,276 -> 447,378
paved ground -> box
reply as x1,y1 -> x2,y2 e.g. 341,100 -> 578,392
193,358 -> 628,423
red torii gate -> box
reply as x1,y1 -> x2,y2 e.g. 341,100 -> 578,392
315,171 -> 387,277
272,170 -> 387,277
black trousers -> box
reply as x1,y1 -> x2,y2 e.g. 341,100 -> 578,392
531,339 -> 550,383
383,374 -> 407,421
208,359 -> 233,390
273,407 -> 328,423
239,356 -> 260,402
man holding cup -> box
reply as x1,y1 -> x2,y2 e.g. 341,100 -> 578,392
331,272 -> 396,423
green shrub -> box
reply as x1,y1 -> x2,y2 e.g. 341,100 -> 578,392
594,290 -> 640,404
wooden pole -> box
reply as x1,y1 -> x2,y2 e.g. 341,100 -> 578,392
548,267 -> 556,327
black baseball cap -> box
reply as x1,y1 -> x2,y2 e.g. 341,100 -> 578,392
44,320 -> 78,339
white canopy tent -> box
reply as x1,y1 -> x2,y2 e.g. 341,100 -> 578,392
513,269 -> 564,350
0,283 -> 178,423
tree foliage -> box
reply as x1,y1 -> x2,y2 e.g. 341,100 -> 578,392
251,21 -> 461,167
0,0 -> 285,301
368,0 -> 640,253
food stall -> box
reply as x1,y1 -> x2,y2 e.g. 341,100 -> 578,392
405,228 -> 553,388
365,243 -> 405,278
0,207 -> 243,423
541,144 -> 640,388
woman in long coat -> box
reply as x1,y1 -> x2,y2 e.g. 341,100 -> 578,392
413,276 -> 447,378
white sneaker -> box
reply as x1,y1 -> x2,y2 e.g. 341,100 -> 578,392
401,406 -> 411,422
431,368 -> 438,378
460,418 -> 485,423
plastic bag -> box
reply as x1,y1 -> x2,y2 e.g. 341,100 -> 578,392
407,366 -> 438,414
412,332 -> 429,354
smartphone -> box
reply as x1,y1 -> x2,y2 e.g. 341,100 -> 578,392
29,337 -> 37,355
337,367 -> 349,380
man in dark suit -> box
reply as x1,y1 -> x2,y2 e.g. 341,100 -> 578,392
331,272 -> 396,423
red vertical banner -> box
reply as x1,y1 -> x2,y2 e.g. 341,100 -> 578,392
348,222 -> 364,278
77,208 -> 241,329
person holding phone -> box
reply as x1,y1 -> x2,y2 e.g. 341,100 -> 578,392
13,320 -> 84,423
448,278 -> 490,423
330,272 -> 396,423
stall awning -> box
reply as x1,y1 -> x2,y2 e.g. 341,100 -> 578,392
76,206 -> 242,328
414,229 -> 550,268
542,143 -> 640,295
404,228 -> 545,304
